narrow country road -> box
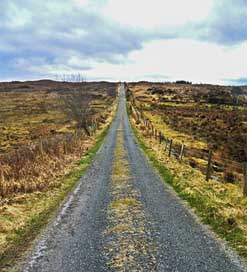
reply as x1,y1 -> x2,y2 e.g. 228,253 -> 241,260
23,84 -> 247,272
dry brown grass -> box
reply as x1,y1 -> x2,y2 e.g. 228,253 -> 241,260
129,82 -> 247,163
0,81 -> 116,153
0,81 -> 117,200
128,82 -> 247,186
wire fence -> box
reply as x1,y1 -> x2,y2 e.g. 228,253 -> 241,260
0,118 -> 101,198
128,100 -> 247,196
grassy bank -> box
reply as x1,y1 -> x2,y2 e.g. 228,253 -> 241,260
0,120 -> 112,271
128,105 -> 247,263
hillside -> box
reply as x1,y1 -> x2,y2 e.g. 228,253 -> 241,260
0,81 -> 116,154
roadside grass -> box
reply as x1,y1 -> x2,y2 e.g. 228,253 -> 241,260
141,110 -> 207,150
128,106 -> 247,263
0,119 -> 112,271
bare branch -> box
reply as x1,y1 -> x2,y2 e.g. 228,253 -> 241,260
60,86 -> 94,136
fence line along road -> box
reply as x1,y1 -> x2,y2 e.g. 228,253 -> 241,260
128,98 -> 247,197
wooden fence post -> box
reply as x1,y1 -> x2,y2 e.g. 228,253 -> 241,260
63,142 -> 67,154
168,139 -> 173,157
206,150 -> 213,181
179,144 -> 185,161
243,163 -> 247,196
159,131 -> 162,144
94,120 -> 97,133
92,121 -> 95,134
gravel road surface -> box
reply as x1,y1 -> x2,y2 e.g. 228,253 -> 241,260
22,84 -> 247,272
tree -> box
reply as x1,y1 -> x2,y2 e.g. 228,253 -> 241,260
60,87 -> 94,136
175,80 -> 192,84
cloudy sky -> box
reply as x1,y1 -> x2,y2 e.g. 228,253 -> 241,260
0,0 -> 247,84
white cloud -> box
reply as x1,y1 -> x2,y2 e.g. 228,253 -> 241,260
82,39 -> 247,84
11,37 -> 246,84
103,0 -> 214,29
1,0 -> 247,84
6,2 -> 32,29
73,0 -> 89,7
